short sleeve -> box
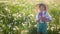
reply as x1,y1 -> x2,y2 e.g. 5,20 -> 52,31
36,14 -> 38,20
46,12 -> 52,20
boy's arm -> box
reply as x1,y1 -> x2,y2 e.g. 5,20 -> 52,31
36,14 -> 47,22
45,12 -> 52,22
36,14 -> 40,22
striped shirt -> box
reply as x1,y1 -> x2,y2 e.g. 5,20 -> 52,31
36,11 -> 52,23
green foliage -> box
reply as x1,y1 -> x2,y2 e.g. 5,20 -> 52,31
0,1 -> 60,34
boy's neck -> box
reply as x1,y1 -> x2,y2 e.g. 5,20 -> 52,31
40,10 -> 45,12
40,10 -> 45,13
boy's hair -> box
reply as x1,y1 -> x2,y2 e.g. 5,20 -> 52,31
38,3 -> 48,11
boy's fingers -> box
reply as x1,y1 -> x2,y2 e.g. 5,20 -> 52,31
41,17 -> 47,22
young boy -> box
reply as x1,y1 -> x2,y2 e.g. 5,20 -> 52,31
36,3 -> 52,34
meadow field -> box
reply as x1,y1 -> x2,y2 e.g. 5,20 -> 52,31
0,0 -> 60,34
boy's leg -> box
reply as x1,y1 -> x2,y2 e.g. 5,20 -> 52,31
42,23 -> 47,34
37,23 -> 42,34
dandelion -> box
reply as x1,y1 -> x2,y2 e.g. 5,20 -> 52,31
14,18 -> 17,20
57,27 -> 59,30
28,14 -> 34,17
47,28 -> 49,30
8,24 -> 11,28
24,22 -> 27,24
5,7 -> 11,13
54,4 -> 58,7
13,27 -> 16,31
18,14 -> 22,17
0,20 -> 3,22
2,25 -> 5,27
13,2 -> 16,5
51,27 -> 54,31
5,7 -> 8,11
15,26 -> 19,30
0,28 -> 3,31
53,18 -> 55,20
30,14 -> 34,17
15,22 -> 17,24
12,14 -> 17,16
34,25 -> 37,27
2,15 -> 6,17
58,31 -> 60,34
22,23 -> 26,26
32,21 -> 34,22
23,12 -> 25,16
29,22 -> 31,27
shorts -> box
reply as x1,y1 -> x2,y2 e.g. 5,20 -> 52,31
37,22 -> 47,34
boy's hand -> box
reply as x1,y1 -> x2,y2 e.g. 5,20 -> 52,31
36,18 -> 40,22
36,17 -> 46,22
41,17 -> 51,22
41,17 -> 47,22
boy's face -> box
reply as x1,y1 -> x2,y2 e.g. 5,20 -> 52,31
36,5 -> 45,12
39,6 -> 45,11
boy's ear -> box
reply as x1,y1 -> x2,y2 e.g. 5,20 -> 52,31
45,4 -> 49,11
